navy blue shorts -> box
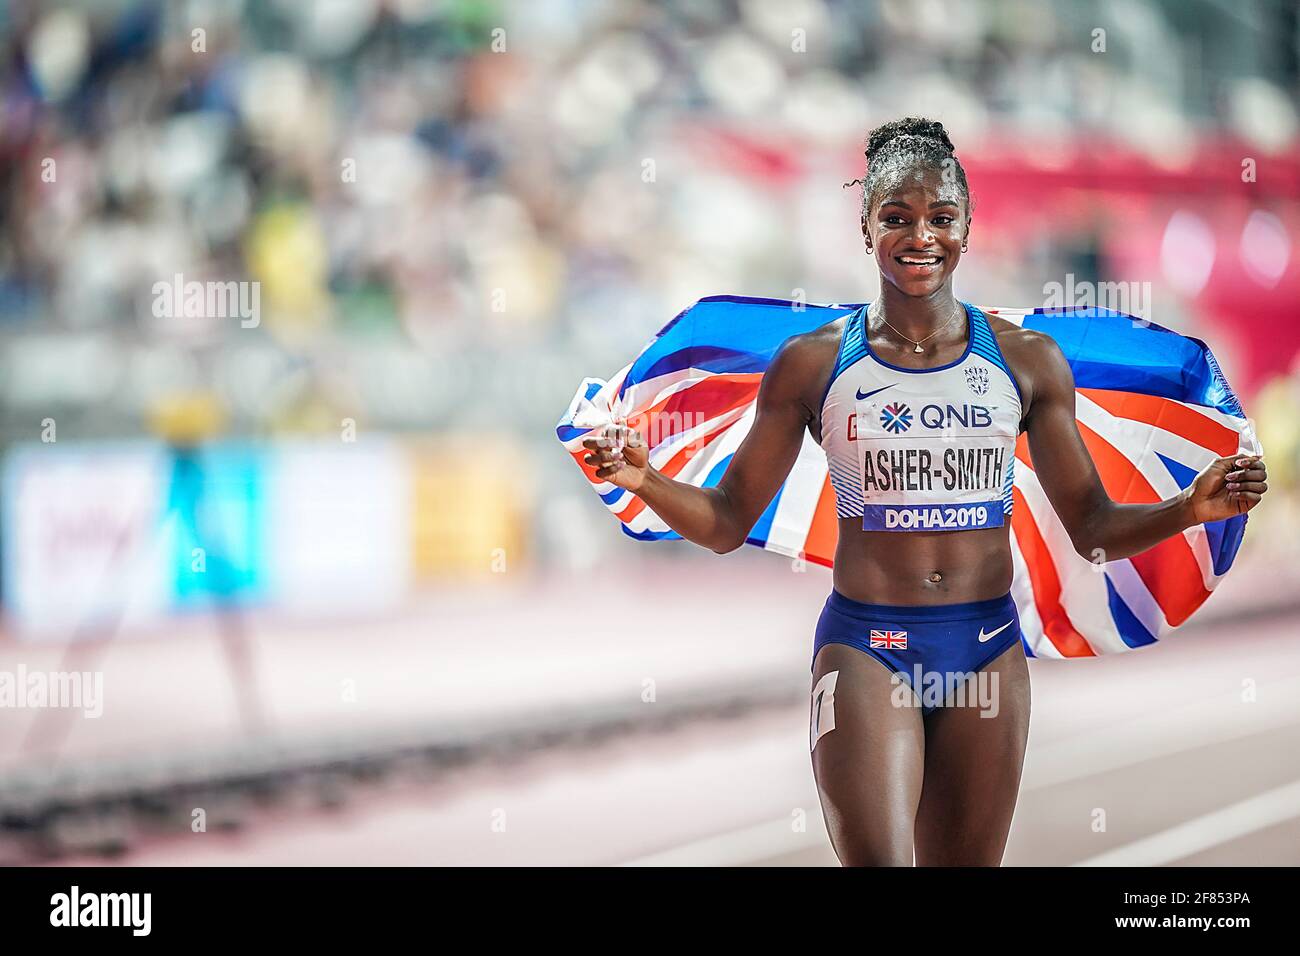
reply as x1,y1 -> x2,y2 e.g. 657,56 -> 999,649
813,590 -> 1023,715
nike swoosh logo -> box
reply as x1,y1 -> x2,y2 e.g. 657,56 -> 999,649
856,384 -> 895,401
978,621 -> 1013,643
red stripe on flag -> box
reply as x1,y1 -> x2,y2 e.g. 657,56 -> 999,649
628,374 -> 761,448
1010,486 -> 1096,658
1078,389 -> 1239,456
1075,421 -> 1210,626
1131,546 -> 1212,626
1077,420 -> 1159,503
801,477 -> 839,568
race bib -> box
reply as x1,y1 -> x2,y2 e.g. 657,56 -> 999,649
854,395 -> 1014,532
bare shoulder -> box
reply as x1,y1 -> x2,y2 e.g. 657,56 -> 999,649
982,316 -> 1076,424
986,314 -> 1074,414
778,314 -> 845,359
987,315 -> 1059,361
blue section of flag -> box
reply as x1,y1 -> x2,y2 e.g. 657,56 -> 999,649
556,424 -> 590,442
747,482 -> 782,547
1020,310 -> 1244,417
621,296 -> 858,398
1104,574 -> 1159,648
1156,452 -> 1198,489
1205,514 -> 1247,577
639,345 -> 768,382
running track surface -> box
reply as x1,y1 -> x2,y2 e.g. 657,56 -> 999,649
2,549 -> 1295,867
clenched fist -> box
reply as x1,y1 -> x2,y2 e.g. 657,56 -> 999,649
582,424 -> 650,492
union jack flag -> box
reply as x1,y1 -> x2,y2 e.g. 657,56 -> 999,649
556,296 -> 1261,660
869,629 -> 908,649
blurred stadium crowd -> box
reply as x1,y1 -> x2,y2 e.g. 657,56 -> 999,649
1,0 -> 1298,578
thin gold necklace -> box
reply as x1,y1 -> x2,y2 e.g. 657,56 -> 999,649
870,301 -> 963,354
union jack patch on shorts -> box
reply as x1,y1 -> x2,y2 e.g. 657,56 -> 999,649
869,629 -> 908,649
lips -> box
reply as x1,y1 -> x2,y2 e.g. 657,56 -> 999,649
895,253 -> 944,276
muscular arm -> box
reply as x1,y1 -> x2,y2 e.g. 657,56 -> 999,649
1021,331 -> 1265,561
593,334 -> 822,554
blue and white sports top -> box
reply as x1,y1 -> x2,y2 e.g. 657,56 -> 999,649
820,302 -> 1022,532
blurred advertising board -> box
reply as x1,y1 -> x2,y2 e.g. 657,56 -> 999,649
408,435 -> 529,581
2,442 -> 172,639
1,439 -> 413,640
262,440 -> 412,614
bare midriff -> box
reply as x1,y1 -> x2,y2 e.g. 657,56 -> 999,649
830,518 -> 1014,605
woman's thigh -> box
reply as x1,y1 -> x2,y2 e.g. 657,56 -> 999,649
913,641 -> 1031,866
810,642 -> 926,866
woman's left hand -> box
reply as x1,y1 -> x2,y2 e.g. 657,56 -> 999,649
1187,454 -> 1267,522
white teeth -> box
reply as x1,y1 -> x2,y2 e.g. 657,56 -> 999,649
899,256 -> 940,265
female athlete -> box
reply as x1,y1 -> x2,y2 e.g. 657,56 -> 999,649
582,117 -> 1267,866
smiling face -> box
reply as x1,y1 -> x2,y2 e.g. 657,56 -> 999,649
862,165 -> 969,297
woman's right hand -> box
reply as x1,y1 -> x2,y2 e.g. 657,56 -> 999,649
582,424 -> 650,492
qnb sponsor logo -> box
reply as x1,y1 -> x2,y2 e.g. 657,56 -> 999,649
50,886 -> 151,937
0,666 -> 102,718
879,402 -> 913,434
849,403 -> 996,441
152,272 -> 260,328
918,403 -> 993,430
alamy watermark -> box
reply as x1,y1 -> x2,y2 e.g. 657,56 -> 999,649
0,666 -> 103,718
1043,274 -> 1152,325
152,273 -> 260,328
891,666 -> 1000,717
50,886 -> 150,936
600,411 -> 710,456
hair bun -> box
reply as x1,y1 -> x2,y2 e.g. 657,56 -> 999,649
865,117 -> 955,164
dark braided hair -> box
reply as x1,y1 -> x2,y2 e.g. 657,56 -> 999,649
845,117 -> 971,221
